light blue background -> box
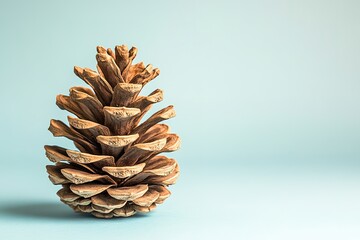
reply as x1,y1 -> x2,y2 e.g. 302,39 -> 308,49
0,0 -> 359,239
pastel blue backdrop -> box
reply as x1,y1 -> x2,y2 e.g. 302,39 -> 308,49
0,0 -> 359,239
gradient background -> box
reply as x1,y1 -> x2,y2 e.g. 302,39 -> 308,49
0,0 -> 359,239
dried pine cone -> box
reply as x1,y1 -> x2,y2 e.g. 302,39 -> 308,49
45,45 -> 180,218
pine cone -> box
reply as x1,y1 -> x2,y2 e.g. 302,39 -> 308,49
45,45 -> 180,218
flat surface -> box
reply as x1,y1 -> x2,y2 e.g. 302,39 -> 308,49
1,0 -> 360,239
1,163 -> 360,240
